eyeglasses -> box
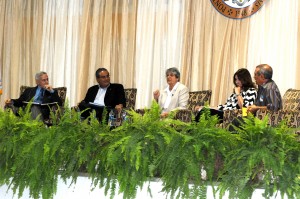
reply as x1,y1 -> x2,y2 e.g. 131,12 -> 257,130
166,73 -> 175,77
98,75 -> 110,79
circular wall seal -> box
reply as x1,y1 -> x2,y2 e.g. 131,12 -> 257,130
210,0 -> 267,19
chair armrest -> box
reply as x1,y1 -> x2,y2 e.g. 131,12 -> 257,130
4,104 -> 19,115
257,109 -> 300,128
256,109 -> 269,120
222,109 -> 242,129
134,109 -> 148,116
134,109 -> 192,123
174,109 -> 192,123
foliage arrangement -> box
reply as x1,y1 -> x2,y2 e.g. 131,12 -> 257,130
156,108 -> 237,199
219,115 -> 300,199
0,102 -> 299,199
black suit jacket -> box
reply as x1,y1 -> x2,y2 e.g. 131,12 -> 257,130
12,86 -> 62,119
12,86 -> 62,107
78,83 -> 126,120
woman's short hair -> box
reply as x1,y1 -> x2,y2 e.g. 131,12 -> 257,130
165,67 -> 180,81
233,68 -> 255,90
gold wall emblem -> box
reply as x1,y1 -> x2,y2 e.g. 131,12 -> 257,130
211,0 -> 267,19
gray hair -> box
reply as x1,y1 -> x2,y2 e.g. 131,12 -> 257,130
165,67 -> 180,81
256,64 -> 273,79
35,71 -> 47,80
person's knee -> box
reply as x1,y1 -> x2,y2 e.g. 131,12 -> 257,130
31,105 -> 43,120
228,116 -> 244,132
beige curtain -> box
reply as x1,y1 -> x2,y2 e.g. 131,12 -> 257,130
0,0 -> 299,109
0,0 -> 43,105
247,0 -> 299,96
0,0 -> 137,107
181,0 -> 250,107
135,0 -> 186,108
77,0 -> 137,104
180,0 -> 298,107
297,0 -> 300,87
40,0 -> 82,106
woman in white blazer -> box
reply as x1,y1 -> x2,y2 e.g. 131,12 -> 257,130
153,67 -> 189,117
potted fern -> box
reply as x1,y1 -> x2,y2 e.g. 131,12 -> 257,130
0,103 -> 300,199
218,114 -> 300,199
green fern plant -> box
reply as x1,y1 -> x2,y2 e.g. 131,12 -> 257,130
218,114 -> 300,199
1,104 -> 300,199
156,108 -> 237,199
88,101 -> 191,199
0,106 -> 45,198
0,103 -> 111,199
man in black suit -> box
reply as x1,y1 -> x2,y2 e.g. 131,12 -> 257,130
78,68 -> 126,121
5,71 -> 62,120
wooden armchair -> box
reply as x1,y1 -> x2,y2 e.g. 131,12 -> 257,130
256,89 -> 300,129
19,85 -> 67,107
124,88 -> 137,110
222,109 -> 242,129
174,90 -> 212,122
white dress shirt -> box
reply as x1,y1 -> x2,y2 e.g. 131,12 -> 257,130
93,85 -> 108,106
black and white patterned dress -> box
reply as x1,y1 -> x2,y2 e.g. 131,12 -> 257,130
217,88 -> 257,111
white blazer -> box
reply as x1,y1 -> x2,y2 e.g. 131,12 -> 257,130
158,82 -> 189,113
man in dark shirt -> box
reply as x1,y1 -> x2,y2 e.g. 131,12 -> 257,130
5,71 -> 62,120
78,68 -> 126,121
247,64 -> 282,114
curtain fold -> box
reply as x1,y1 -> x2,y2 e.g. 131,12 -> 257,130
77,0 -> 137,105
40,0 -> 82,106
247,0 -> 298,95
135,0 -> 185,108
0,0 -> 299,109
181,0 -> 251,106
0,0 -> 43,104
296,0 -> 300,88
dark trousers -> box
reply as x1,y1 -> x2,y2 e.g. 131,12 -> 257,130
195,107 -> 224,123
78,101 -> 111,122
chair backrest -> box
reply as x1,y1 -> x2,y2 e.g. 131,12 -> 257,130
187,90 -> 212,111
124,88 -> 137,110
20,85 -> 67,106
282,88 -> 300,111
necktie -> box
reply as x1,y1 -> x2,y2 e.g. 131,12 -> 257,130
35,88 -> 44,103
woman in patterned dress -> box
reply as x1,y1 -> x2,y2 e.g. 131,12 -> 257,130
195,68 -> 257,122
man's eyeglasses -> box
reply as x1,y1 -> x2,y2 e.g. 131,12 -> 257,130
98,75 -> 110,79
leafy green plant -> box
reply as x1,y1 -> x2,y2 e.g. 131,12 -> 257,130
0,104 -> 110,199
0,106 -> 45,198
157,108 -> 237,199
88,101 -> 191,199
218,114 -> 300,199
0,104 -> 299,199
